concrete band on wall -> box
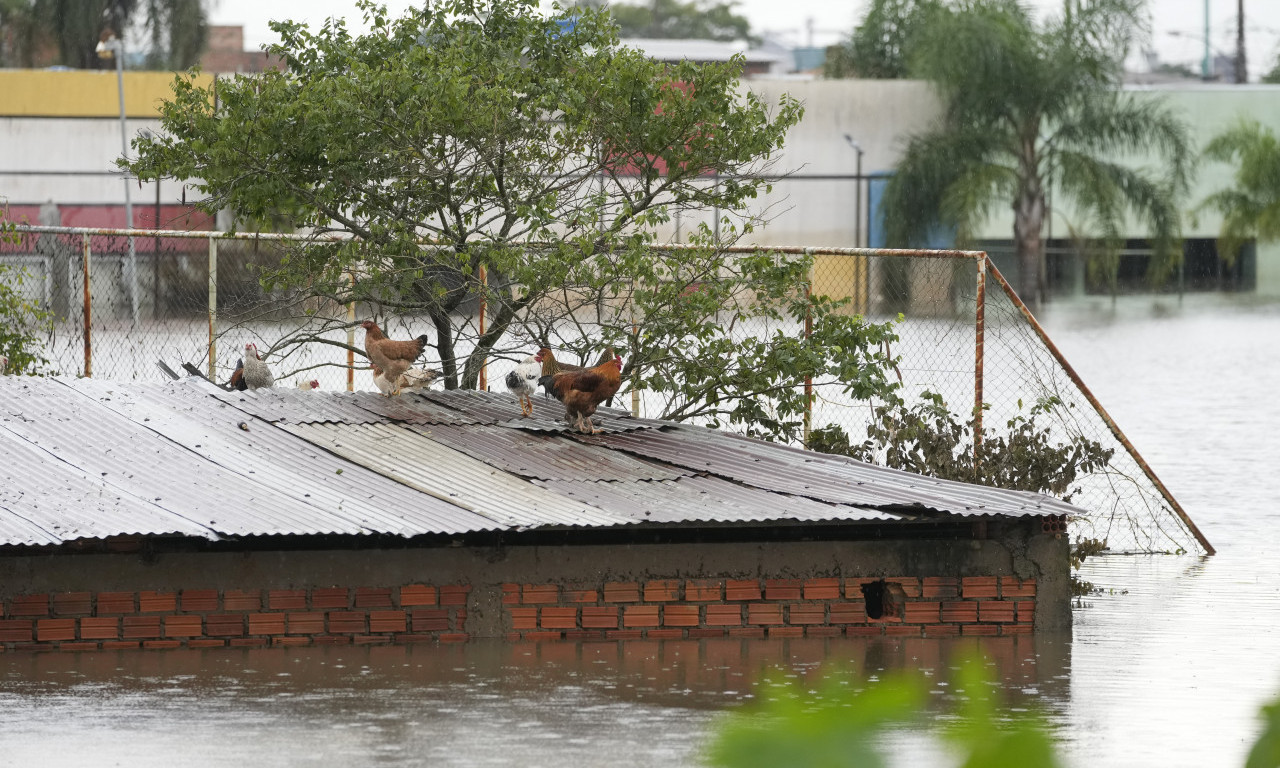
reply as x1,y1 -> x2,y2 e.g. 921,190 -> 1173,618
0,521 -> 1069,652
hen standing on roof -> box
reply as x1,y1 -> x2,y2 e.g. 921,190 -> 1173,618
539,351 -> 623,434
506,350 -> 544,417
362,320 -> 430,396
241,343 -> 275,390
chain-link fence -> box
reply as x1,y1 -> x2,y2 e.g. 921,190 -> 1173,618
3,224 -> 1209,556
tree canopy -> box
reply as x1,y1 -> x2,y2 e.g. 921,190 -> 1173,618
124,0 -> 901,441
1197,119 -> 1280,264
576,0 -> 755,43
823,0 -> 939,79
879,0 -> 1192,309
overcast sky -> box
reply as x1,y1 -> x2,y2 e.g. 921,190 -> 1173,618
206,0 -> 1280,81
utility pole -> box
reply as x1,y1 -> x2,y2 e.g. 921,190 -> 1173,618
1236,0 -> 1247,83
1203,0 -> 1211,79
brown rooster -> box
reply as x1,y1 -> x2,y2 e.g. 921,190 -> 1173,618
539,351 -> 623,434
362,320 -> 431,396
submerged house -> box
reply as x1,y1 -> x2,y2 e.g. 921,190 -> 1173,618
0,376 -> 1076,652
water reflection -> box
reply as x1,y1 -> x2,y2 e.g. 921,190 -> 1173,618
0,636 -> 1071,767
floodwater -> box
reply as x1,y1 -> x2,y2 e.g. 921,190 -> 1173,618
2,293 -> 1279,767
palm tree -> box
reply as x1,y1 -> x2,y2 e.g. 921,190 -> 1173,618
881,0 -> 1193,310
1197,120 -> 1280,264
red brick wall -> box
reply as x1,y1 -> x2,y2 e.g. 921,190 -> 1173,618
501,576 -> 1037,641
0,583 -> 470,652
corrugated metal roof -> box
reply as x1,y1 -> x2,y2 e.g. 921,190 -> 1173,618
208,386 -> 473,426
412,423 -> 686,482
65,378 -> 493,536
0,425 -> 212,544
577,425 -> 1080,518
283,422 -> 635,530
0,375 -> 1083,548
534,475 -> 896,525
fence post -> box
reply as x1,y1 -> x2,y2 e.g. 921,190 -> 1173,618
803,250 -> 813,447
973,255 -> 986,467
207,237 -> 217,379
81,233 -> 92,378
346,271 -> 356,392
477,264 -> 487,392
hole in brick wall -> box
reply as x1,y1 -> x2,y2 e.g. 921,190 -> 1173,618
860,580 -> 905,620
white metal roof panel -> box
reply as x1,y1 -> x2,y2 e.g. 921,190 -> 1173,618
65,378 -> 494,536
0,378 -> 357,538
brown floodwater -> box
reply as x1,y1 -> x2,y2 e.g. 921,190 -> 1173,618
2,293 -> 1278,767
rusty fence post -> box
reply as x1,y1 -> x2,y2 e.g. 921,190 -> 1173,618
346,271 -> 356,392
207,237 -> 217,379
803,249 -> 814,447
477,263 -> 487,392
81,233 -> 92,377
974,255 -> 987,467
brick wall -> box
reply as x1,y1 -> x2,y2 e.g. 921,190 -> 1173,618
500,576 -> 1037,641
0,584 -> 470,653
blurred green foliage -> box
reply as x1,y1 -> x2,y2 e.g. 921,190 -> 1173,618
705,655 -> 1062,768
707,655 -> 1280,768
0,206 -> 53,375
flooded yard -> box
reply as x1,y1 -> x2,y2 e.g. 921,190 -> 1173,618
2,293 -> 1278,766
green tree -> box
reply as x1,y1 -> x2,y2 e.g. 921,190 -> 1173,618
123,0 -> 899,439
881,0 -> 1193,310
1262,57 -> 1280,84
823,0 -> 940,79
579,0 -> 755,43
1197,119 -> 1280,264
0,205 -> 53,375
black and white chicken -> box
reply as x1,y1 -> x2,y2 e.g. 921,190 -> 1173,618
505,350 -> 544,418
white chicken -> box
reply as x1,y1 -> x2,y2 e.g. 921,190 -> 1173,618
373,365 -> 440,396
505,350 -> 544,418
241,343 -> 275,390
296,378 -> 320,390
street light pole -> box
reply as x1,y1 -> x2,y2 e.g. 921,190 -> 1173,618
843,134 -> 864,247
97,35 -> 139,326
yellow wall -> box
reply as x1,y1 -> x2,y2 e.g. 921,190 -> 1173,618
0,69 -> 213,118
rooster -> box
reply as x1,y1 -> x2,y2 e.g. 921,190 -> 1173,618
539,351 -> 623,434
372,365 -> 440,396
0,355 -> 7,374
505,350 -> 544,417
538,346 -> 618,407
296,378 -> 320,390
362,320 -> 430,396
241,343 -> 275,390
227,358 -> 247,391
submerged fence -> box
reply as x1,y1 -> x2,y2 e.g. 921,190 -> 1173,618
2,224 -> 1210,556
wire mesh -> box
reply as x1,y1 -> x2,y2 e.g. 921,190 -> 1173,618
2,225 -> 1205,555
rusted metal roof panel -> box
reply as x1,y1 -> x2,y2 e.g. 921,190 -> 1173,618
578,425 -> 1078,518
422,388 -> 560,424
534,474 -> 896,525
697,428 -> 1081,516
413,422 -> 686,482
284,422 -> 635,529
65,378 -> 493,536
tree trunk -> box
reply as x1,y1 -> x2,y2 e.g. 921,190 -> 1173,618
1013,183 -> 1046,312
429,310 -> 459,390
